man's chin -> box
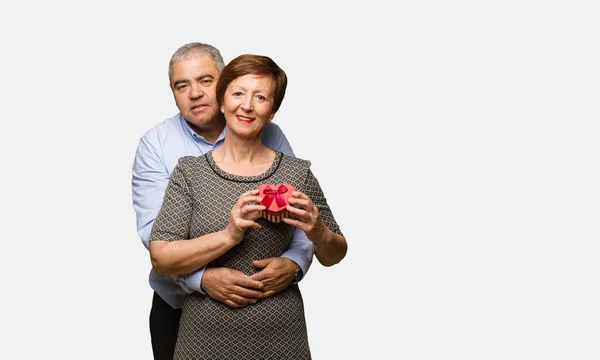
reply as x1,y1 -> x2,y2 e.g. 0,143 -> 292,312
185,113 -> 223,130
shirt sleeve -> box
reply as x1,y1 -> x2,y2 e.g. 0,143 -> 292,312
132,135 -> 170,249
284,228 -> 314,282
181,270 -> 206,294
132,138 -> 207,290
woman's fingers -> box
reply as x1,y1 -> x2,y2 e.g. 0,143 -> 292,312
283,190 -> 322,239
227,190 -> 267,242
240,204 -> 266,219
282,216 -> 307,232
287,191 -> 311,208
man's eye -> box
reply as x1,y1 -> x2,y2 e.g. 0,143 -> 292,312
202,79 -> 212,85
177,84 -> 188,91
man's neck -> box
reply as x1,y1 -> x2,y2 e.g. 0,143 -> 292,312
186,117 -> 225,144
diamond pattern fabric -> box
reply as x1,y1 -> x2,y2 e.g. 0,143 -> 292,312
150,151 -> 342,359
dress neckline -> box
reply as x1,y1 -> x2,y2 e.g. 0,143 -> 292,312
204,150 -> 283,183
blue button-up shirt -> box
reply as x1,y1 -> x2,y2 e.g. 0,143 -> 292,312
132,113 -> 314,309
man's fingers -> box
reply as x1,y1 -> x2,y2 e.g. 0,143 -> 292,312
224,299 -> 245,308
231,285 -> 263,300
234,277 -> 264,291
230,293 -> 259,305
262,290 -> 276,298
252,258 -> 274,269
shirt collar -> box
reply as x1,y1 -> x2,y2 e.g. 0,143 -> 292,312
179,113 -> 226,145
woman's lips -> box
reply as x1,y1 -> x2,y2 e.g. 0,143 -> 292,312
236,115 -> 254,124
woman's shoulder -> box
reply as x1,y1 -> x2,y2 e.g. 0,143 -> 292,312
173,154 -> 209,175
177,154 -> 205,166
278,151 -> 312,169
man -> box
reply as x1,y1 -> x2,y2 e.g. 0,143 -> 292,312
132,42 -> 314,360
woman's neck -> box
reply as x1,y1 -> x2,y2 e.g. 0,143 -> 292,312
212,135 -> 275,176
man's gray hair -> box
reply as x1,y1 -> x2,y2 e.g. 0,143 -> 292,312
168,42 -> 225,80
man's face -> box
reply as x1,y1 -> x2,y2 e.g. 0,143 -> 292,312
170,54 -> 221,129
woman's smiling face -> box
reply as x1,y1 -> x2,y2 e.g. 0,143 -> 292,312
221,73 -> 275,138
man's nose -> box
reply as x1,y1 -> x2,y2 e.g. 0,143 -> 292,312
190,83 -> 204,99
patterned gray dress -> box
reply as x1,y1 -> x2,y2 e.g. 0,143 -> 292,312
150,150 -> 343,360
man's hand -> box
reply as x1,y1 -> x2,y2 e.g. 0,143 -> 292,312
202,267 -> 264,308
250,257 -> 297,298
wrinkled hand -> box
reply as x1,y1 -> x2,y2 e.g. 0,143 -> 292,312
250,257 -> 297,298
283,191 -> 326,242
202,267 -> 264,308
226,189 -> 266,243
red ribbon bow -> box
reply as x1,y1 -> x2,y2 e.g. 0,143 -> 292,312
260,184 -> 289,208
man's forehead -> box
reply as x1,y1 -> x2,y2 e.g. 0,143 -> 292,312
170,54 -> 220,81
178,53 -> 218,68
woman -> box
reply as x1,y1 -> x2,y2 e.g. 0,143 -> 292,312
149,54 -> 347,359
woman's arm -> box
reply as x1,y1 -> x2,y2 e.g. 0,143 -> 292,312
149,160 -> 265,275
283,169 -> 348,266
150,230 -> 238,276
306,218 -> 347,267
284,193 -> 348,266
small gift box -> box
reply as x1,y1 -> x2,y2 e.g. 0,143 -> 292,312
256,183 -> 295,223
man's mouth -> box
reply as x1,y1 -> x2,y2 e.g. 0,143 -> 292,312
191,104 -> 206,112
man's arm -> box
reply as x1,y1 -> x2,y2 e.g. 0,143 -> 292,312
132,132 -> 260,304
131,134 -> 206,292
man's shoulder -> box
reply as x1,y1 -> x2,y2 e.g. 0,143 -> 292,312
262,121 -> 284,137
262,122 -> 295,156
140,113 -> 182,142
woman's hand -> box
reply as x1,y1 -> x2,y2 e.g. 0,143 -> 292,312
225,189 -> 266,244
284,190 -> 348,266
283,191 -> 326,243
